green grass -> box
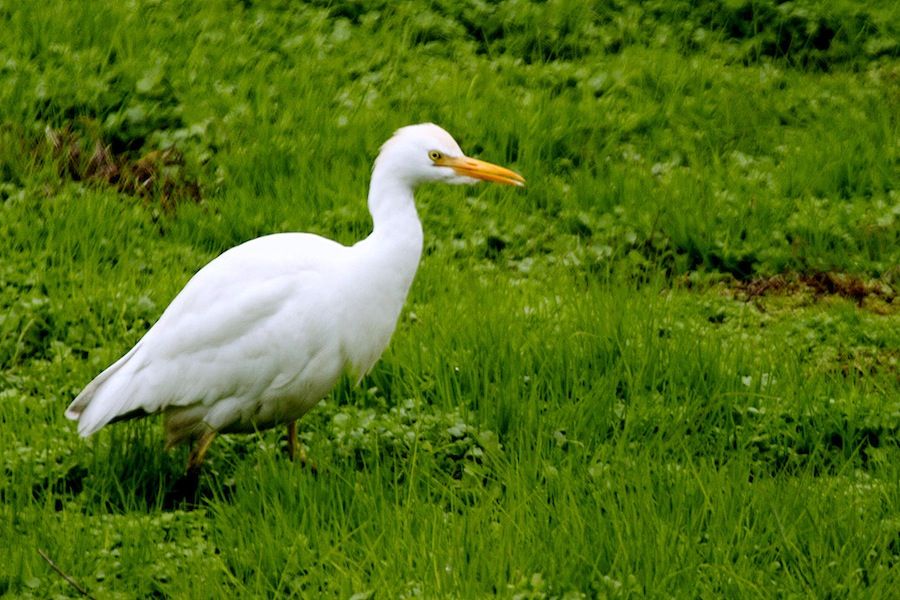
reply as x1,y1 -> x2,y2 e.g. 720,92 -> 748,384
1,0 -> 899,597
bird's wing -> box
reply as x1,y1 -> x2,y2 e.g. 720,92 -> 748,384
68,233 -> 349,436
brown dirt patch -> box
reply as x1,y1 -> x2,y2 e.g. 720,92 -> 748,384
40,123 -> 201,211
735,271 -> 896,312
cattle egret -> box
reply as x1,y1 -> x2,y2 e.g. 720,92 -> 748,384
65,123 -> 525,472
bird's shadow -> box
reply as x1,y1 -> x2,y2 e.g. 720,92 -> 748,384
162,468 -> 220,510
73,423 -> 314,512
81,425 -> 237,512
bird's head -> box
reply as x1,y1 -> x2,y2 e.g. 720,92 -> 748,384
375,123 -> 525,188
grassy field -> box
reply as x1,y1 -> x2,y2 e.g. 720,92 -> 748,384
1,0 -> 899,597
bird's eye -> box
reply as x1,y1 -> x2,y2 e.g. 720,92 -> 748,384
428,150 -> 443,162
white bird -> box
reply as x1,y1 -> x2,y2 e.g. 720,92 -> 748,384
66,123 -> 525,472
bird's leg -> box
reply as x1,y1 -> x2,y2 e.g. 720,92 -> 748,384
186,430 -> 217,474
167,430 -> 217,506
286,420 -> 316,473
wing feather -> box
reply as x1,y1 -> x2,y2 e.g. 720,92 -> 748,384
67,233 -> 347,437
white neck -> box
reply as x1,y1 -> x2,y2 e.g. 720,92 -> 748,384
350,161 -> 425,310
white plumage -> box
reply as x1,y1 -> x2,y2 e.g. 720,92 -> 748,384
65,123 -> 524,467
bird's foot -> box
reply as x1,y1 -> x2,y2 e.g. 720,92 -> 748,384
293,444 -> 318,475
286,421 -> 318,474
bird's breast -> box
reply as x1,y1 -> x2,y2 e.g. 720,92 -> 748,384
335,238 -> 422,379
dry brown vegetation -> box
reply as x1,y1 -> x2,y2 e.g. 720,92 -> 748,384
736,271 -> 897,311
40,124 -> 201,211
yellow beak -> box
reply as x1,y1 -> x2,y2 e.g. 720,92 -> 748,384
437,156 -> 526,187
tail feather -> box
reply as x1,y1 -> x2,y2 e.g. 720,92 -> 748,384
66,342 -> 143,436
